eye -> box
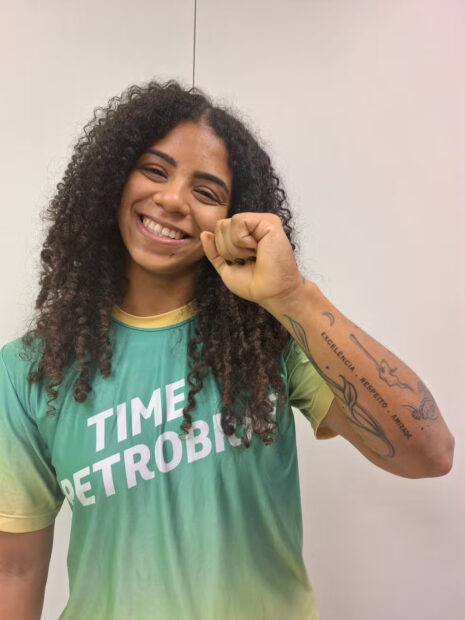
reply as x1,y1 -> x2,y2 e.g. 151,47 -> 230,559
195,189 -> 218,202
143,166 -> 165,178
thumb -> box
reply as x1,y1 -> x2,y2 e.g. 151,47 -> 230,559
200,231 -> 227,273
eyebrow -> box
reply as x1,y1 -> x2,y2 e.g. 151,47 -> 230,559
145,148 -> 230,197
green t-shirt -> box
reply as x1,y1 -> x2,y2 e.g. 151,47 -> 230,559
0,301 -> 336,620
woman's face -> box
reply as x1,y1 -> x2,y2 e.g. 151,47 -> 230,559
117,120 -> 232,281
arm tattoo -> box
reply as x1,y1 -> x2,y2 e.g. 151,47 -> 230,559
284,314 -> 395,459
323,311 -> 335,326
402,381 -> 438,421
349,333 -> 414,391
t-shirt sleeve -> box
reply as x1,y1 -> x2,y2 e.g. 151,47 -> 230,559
0,345 -> 65,533
285,337 -> 338,440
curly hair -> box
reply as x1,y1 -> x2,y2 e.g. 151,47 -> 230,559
21,79 -> 301,448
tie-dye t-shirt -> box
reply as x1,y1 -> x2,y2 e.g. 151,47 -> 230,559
0,301 -> 337,620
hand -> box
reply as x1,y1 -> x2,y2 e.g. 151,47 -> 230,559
200,212 -> 304,310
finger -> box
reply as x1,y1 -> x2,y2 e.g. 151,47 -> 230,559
217,220 -> 256,261
234,230 -> 259,253
200,231 -> 228,273
230,215 -> 260,251
214,223 -> 237,263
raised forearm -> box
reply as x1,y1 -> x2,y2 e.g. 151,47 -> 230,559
263,279 -> 454,473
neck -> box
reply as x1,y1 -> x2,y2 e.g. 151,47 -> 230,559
120,262 -> 199,317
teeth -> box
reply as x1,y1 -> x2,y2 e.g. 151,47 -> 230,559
141,216 -> 184,240
162,227 -> 176,239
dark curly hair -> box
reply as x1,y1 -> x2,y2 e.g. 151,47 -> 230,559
21,79 -> 301,448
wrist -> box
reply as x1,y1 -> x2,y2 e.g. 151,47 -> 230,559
261,278 -> 319,320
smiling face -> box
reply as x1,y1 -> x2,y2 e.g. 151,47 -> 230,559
117,120 -> 232,286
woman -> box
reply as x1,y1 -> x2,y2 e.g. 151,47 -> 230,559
0,80 -> 454,620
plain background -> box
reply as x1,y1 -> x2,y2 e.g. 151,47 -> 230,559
1,1 -> 464,618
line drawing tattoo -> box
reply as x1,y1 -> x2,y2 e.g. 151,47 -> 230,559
349,333 -> 414,391
402,381 -> 438,421
284,314 -> 395,459
323,311 -> 335,326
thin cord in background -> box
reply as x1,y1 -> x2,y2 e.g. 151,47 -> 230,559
192,0 -> 197,89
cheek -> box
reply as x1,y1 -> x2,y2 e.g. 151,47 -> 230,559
116,192 -> 129,224
194,209 -> 228,233
118,175 -> 139,210
116,203 -> 126,230
117,181 -> 139,224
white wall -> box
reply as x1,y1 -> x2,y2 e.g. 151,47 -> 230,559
1,1 -> 463,619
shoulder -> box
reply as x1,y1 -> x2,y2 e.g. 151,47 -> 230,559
1,333 -> 43,389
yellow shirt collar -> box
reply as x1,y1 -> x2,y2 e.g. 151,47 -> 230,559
111,300 -> 196,328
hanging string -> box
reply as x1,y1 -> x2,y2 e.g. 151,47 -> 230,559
192,0 -> 197,89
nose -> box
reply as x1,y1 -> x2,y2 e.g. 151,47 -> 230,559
153,182 -> 190,215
